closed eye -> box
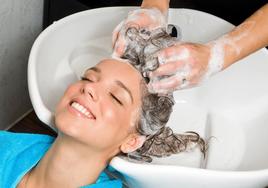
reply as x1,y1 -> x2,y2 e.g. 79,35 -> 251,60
110,93 -> 123,106
81,76 -> 123,106
80,76 -> 93,82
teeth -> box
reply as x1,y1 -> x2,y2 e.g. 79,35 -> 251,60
71,102 -> 94,118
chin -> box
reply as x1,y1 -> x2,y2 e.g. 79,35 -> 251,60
55,112 -> 85,138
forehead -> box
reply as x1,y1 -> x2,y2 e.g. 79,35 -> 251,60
86,58 -> 143,103
87,59 -> 141,79
96,59 -> 138,73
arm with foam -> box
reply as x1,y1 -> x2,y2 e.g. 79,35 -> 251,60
221,3 -> 268,69
147,3 -> 268,94
141,0 -> 170,14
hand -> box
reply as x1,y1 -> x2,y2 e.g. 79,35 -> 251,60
112,8 -> 167,58
147,42 -> 224,93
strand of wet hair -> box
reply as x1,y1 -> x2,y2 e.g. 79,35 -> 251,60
120,26 -> 208,163
128,127 -> 207,163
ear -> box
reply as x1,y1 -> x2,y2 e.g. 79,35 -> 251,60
120,133 -> 146,153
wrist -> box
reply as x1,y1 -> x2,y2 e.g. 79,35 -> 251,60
203,41 -> 225,79
141,0 -> 170,14
208,35 -> 238,71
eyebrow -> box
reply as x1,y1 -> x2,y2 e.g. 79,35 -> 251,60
86,67 -> 101,73
115,80 -> 134,104
86,66 -> 134,104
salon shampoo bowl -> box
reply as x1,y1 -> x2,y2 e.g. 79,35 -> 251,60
28,7 -> 268,188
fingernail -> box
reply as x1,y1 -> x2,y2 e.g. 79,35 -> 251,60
158,53 -> 165,65
111,51 -> 119,58
146,71 -> 153,78
147,83 -> 156,93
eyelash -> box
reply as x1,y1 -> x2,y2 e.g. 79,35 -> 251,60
110,93 -> 123,106
80,76 -> 93,82
80,76 -> 123,106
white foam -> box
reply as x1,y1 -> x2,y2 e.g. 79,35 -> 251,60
203,40 -> 225,80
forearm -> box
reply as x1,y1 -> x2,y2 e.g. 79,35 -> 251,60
141,0 -> 170,14
216,4 -> 268,69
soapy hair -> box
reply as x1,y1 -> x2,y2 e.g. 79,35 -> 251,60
121,26 -> 207,163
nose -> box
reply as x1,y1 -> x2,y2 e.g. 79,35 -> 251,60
81,82 -> 98,102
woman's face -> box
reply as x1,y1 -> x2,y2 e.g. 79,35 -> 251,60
55,59 -> 143,155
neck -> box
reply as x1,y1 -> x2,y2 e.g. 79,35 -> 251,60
27,135 -> 110,188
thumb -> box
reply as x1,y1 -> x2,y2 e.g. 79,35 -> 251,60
112,20 -> 124,49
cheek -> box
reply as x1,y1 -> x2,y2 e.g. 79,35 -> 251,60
54,85 -> 84,133
100,101 -> 130,126
55,110 -> 69,130
98,102 -> 133,137
55,85 -> 79,114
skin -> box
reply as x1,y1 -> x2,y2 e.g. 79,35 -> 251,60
148,43 -> 210,92
112,0 -> 170,58
113,1 -> 268,93
141,0 -> 170,14
17,59 -> 146,188
149,3 -> 268,92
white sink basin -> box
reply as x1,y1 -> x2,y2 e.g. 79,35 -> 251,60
28,7 -> 268,188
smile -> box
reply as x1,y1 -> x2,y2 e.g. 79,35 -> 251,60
70,101 -> 96,119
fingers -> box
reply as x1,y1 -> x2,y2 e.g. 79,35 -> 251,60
148,74 -> 191,94
158,43 -> 189,62
148,46 -> 191,77
112,20 -> 144,58
148,64 -> 206,93
147,43 -> 213,93
112,26 -> 128,58
112,21 -> 124,49
149,60 -> 185,77
112,8 -> 167,58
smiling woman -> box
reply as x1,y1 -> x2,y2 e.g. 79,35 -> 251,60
0,58 -> 204,188
14,58 -> 145,188
54,59 -> 145,158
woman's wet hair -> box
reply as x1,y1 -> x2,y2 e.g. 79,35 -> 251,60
120,26 -> 207,163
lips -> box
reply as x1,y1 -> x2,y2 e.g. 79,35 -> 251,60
69,99 -> 96,120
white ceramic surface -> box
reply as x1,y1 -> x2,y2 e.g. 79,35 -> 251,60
28,7 -> 268,188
